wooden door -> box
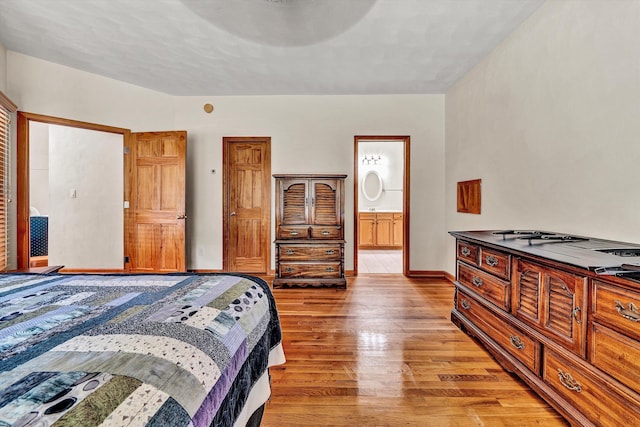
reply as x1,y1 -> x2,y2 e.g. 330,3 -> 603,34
376,213 -> 393,246
224,137 -> 271,273
309,179 -> 341,226
358,213 -> 375,247
514,259 -> 587,355
128,131 -> 186,272
393,213 -> 403,246
279,178 -> 310,225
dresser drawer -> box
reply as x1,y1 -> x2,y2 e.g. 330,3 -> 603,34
590,322 -> 640,395
479,247 -> 511,279
543,348 -> 640,426
279,244 -> 341,261
592,280 -> 640,340
457,290 -> 539,373
309,226 -> 341,239
457,241 -> 479,265
277,225 -> 309,239
279,262 -> 341,278
457,262 -> 510,310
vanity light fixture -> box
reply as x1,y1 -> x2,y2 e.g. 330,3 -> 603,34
362,154 -> 382,165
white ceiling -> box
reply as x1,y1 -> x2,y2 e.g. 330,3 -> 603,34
0,0 -> 544,96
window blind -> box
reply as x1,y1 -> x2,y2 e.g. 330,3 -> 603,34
0,91 -> 17,272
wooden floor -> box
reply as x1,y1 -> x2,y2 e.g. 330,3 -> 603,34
262,275 -> 568,426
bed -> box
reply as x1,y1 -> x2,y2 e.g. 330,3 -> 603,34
0,272 -> 285,426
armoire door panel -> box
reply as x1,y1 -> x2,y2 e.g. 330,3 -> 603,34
312,181 -> 339,225
282,181 -> 308,224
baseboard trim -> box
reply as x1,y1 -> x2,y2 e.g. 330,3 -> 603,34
407,270 -> 449,279
444,271 -> 455,283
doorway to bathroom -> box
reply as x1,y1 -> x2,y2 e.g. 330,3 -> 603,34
354,136 -> 409,275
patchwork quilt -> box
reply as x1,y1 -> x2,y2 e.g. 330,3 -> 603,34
0,273 -> 283,426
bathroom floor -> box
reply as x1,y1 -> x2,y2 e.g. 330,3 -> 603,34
358,249 -> 402,274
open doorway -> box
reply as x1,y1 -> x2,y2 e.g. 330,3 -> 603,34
17,114 -> 127,271
354,136 -> 410,275
17,113 -> 188,273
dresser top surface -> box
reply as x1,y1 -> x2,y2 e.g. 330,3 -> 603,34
450,230 -> 640,271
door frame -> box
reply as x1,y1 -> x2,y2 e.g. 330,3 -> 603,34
222,136 -> 272,273
16,112 -> 130,271
353,135 -> 410,276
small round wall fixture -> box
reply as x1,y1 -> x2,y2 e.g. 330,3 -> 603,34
203,103 -> 214,113
362,170 -> 383,202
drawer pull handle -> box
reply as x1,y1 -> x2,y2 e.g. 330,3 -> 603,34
284,267 -> 295,273
615,300 -> 640,322
461,299 -> 471,310
289,231 -> 300,236
485,255 -> 499,267
461,247 -> 471,256
557,369 -> 582,393
321,230 -> 331,236
326,267 -> 335,272
572,306 -> 582,324
285,249 -> 295,255
509,335 -> 525,350
326,250 -> 336,255
472,276 -> 483,287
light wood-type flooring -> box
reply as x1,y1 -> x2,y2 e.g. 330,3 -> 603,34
262,275 -> 568,427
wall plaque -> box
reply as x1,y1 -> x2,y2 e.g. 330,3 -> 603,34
457,179 -> 481,214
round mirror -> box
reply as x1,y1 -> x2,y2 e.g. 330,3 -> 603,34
362,170 -> 383,202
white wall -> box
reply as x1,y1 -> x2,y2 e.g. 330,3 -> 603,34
48,125 -> 123,269
7,53 -> 447,272
7,52 -> 175,130
445,0 -> 640,273
174,95 -> 445,271
0,41 -> 6,92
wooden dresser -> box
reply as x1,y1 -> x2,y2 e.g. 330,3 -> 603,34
273,174 -> 346,289
450,230 -> 640,426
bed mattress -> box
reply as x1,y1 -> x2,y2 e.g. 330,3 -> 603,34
0,273 -> 284,426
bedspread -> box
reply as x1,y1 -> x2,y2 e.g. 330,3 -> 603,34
0,273 -> 283,427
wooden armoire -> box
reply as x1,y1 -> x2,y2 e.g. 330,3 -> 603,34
273,174 -> 346,289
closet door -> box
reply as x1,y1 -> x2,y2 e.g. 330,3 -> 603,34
224,138 -> 271,273
129,131 -> 186,272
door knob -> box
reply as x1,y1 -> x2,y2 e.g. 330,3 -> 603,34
230,211 -> 236,216
176,214 -> 187,219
